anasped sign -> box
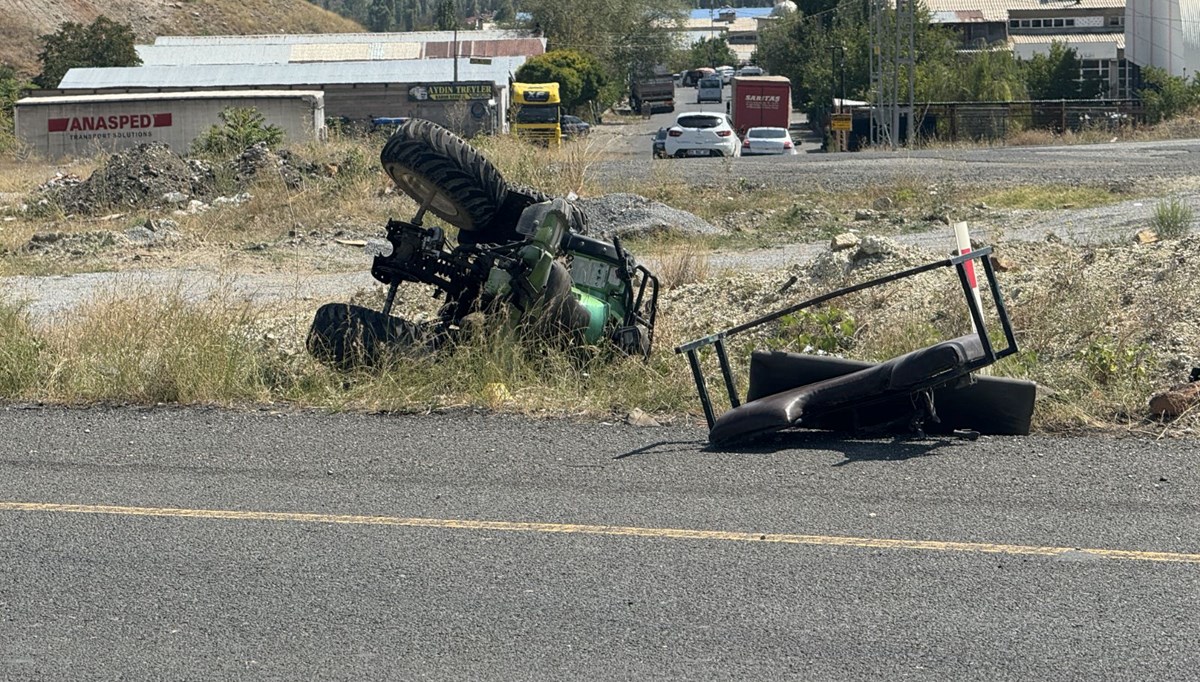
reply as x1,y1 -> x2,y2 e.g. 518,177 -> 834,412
48,113 -> 172,141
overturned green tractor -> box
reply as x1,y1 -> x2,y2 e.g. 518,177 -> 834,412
307,118 -> 658,367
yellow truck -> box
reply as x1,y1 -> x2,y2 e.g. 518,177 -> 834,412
511,82 -> 561,147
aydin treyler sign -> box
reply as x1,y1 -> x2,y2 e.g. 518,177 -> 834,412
408,83 -> 492,102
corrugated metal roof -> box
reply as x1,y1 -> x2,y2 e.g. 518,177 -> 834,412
378,43 -> 424,60
58,57 -> 527,89
288,43 -> 373,62
154,30 -> 540,46
18,90 -> 323,106
1011,32 -> 1125,47
137,39 -> 537,65
923,0 -> 1124,23
931,9 -> 988,22
422,38 -> 548,58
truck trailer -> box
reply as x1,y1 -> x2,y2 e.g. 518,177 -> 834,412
730,76 -> 791,137
630,67 -> 675,115
15,89 -> 325,159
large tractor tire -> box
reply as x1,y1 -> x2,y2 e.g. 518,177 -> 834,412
307,303 -> 433,368
380,118 -> 508,234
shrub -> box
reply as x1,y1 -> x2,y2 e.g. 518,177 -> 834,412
1151,197 -> 1194,238
192,107 -> 284,157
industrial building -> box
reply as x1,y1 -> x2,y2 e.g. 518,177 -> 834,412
926,0 -> 1133,97
28,30 -> 546,145
14,90 -> 325,159
1125,0 -> 1200,77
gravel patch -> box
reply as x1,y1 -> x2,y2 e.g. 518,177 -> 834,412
576,193 -> 723,238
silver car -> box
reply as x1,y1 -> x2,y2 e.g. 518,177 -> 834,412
696,77 -> 723,104
740,126 -> 796,156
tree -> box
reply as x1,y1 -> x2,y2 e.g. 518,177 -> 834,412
514,49 -> 607,112
688,37 -> 737,69
1023,41 -> 1099,100
917,44 -> 1027,102
520,0 -> 686,107
493,0 -> 515,23
35,16 -> 141,89
1138,66 -> 1200,124
756,3 -> 956,116
368,0 -> 395,31
435,0 -> 458,30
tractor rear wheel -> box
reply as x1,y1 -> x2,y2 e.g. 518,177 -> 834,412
380,118 -> 508,235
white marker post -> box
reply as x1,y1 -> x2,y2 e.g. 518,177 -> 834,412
953,221 -> 984,331
953,221 -> 992,376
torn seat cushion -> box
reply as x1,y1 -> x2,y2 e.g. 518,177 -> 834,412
709,334 -> 986,445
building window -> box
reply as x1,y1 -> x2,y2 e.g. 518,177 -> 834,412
1065,18 -> 1074,26
1020,19 -> 1030,27
1108,16 -> 1123,26
1010,19 -> 1019,28
1053,18 -> 1064,27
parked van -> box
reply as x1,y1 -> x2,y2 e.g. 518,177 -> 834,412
697,77 -> 723,104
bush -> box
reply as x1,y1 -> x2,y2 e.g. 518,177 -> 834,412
1151,197 -> 1194,238
192,107 -> 284,157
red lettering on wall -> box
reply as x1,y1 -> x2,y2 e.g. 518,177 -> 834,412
48,112 -> 174,133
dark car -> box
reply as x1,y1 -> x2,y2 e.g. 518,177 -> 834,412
652,127 -> 668,158
561,115 -> 591,139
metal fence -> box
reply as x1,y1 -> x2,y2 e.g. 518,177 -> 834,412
830,99 -> 1147,149
913,100 -> 1146,142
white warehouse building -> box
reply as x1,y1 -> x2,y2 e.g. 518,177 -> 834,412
1125,0 -> 1200,77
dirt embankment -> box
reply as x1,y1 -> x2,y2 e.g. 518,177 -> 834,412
0,0 -> 362,77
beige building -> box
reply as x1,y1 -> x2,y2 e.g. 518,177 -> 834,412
926,0 -> 1132,97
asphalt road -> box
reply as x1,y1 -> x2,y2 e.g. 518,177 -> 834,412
2,406 -> 1199,680
591,85 -> 1200,191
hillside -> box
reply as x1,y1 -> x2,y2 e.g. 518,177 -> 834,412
0,0 -> 365,77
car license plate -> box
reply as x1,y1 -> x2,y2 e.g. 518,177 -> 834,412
686,149 -> 707,157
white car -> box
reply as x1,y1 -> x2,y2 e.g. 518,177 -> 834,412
740,126 -> 797,155
664,113 -> 739,158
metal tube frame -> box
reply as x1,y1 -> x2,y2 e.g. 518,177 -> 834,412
675,247 -> 1018,429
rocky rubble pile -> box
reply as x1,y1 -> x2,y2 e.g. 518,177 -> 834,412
231,142 -> 319,188
43,143 -> 216,215
21,219 -> 183,257
576,193 -> 723,238
33,142 -> 333,216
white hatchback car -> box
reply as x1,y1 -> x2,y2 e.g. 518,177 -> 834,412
664,113 -> 739,158
740,126 -> 797,155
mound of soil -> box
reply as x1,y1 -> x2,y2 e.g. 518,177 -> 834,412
48,143 -> 216,215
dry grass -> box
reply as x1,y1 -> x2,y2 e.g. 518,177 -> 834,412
470,134 -> 609,197
650,243 -> 711,289
0,284 -> 701,418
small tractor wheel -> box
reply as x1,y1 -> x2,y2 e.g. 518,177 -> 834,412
307,303 -> 428,367
380,118 -> 508,234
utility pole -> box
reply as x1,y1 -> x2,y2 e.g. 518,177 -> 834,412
869,0 -> 914,149
453,26 -> 459,83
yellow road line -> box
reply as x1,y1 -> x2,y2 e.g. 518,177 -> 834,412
2,501 -> 1197,564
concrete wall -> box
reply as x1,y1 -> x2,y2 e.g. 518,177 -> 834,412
33,82 -> 506,138
15,91 -> 324,160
